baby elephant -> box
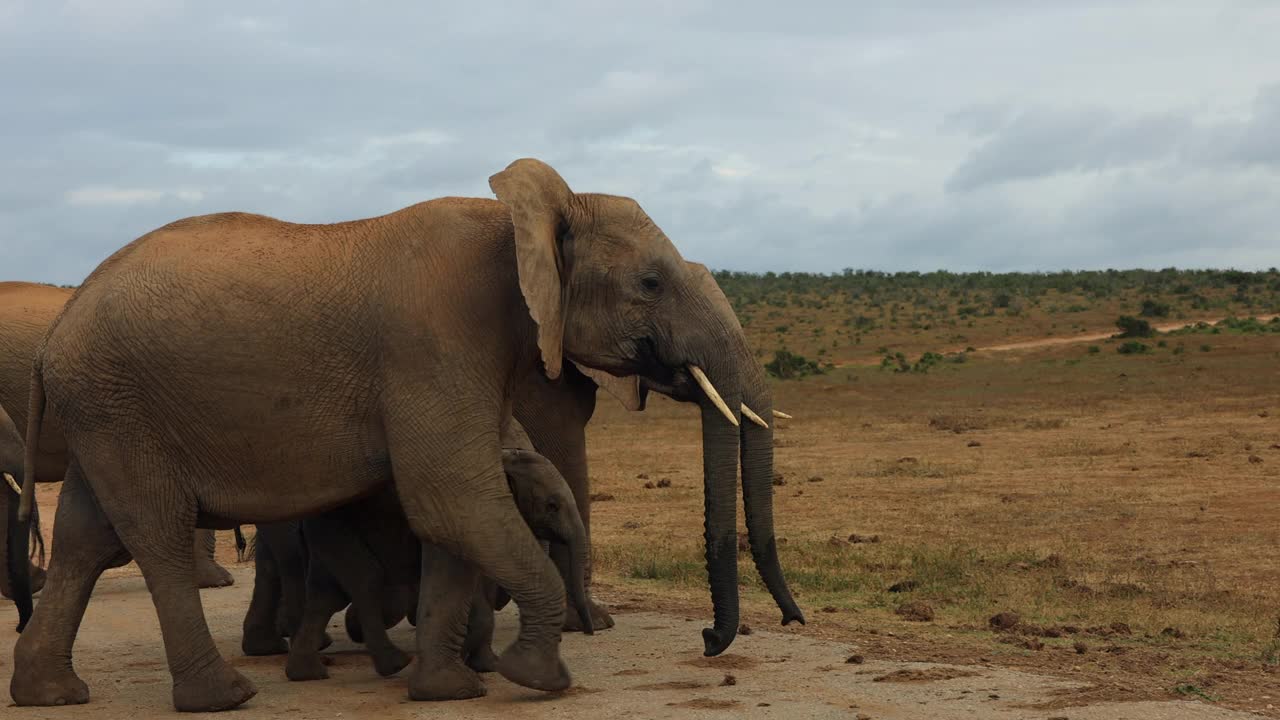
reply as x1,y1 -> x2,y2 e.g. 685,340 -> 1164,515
283,445 -> 590,687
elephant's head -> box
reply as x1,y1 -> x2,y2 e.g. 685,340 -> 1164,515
490,159 -> 803,656
501,447 -> 592,634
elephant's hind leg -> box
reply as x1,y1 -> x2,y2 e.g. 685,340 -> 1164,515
10,464 -> 130,707
193,529 -> 234,588
85,456 -> 256,712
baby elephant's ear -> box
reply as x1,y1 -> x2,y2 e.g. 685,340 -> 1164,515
489,158 -> 578,380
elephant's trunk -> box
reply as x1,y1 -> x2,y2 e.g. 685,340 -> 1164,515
547,504 -> 591,632
739,363 -> 804,627
698,392 -> 741,656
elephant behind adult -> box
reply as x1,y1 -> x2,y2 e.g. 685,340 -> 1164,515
9,158 -> 803,712
0,281 -> 233,593
282,425 -> 591,692
1,401 -> 44,603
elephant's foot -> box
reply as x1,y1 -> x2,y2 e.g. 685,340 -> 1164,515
285,652 -> 330,682
496,641 -> 571,692
343,606 -> 364,644
408,656 -> 486,701
10,664 -> 90,707
194,559 -> 235,589
172,661 -> 257,712
241,630 -> 289,657
564,597 -> 614,633
465,644 -> 499,674
371,647 -> 412,678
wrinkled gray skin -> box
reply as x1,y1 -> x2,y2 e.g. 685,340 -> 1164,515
0,281 -> 232,607
9,158 -> 802,712
281,439 -> 589,691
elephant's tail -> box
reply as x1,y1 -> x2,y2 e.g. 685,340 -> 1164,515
9,362 -> 44,631
234,526 -> 249,563
17,365 -> 42,525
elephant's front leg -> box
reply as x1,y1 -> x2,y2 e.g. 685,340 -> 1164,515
193,528 -> 234,588
407,544 -> 486,700
284,557 -> 350,681
293,514 -> 410,680
241,528 -> 289,656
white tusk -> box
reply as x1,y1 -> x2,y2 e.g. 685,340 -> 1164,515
688,365 -> 739,427
740,403 -> 769,428
3,472 -> 19,495
772,410 -> 793,420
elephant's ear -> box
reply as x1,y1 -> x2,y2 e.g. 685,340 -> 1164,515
489,158 -> 578,380
571,361 -> 649,412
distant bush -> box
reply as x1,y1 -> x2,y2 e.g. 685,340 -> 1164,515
882,351 -> 956,373
1087,345 -> 1100,354
1117,341 -> 1150,355
1139,299 -> 1171,317
1115,315 -> 1154,338
765,350 -> 825,380
1168,316 -> 1280,336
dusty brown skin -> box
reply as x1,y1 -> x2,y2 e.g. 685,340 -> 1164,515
239,258 -> 738,656
8,159 -> 801,712
0,282 -> 231,606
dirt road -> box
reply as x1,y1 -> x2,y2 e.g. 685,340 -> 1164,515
0,567 -> 1254,719
837,314 -> 1280,367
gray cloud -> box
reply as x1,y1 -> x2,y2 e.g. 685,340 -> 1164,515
2,1 -> 1280,285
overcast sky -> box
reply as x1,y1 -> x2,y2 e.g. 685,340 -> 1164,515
3,1 -> 1279,284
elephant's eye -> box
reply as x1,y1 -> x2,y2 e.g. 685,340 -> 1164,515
546,499 -> 560,514
640,274 -> 662,293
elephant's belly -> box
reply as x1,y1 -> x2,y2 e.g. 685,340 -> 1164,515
192,443 -> 393,525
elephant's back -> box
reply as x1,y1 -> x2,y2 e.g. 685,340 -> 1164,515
39,211 -> 385,445
0,282 -> 71,439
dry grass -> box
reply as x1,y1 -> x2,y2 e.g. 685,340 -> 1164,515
585,329 -> 1280,711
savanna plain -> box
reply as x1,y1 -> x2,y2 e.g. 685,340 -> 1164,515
4,268 -> 1279,719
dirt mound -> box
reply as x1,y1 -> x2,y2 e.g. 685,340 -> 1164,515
631,680 -> 709,691
667,698 -> 740,709
873,666 -> 978,683
679,653 -> 760,670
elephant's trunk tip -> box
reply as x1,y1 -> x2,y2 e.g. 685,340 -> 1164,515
781,605 -> 805,626
701,626 -> 735,657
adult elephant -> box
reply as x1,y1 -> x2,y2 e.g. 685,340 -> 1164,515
0,282 -> 233,601
9,158 -> 803,712
240,257 -> 785,656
